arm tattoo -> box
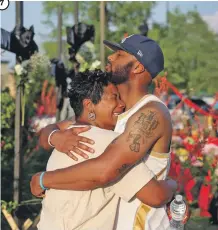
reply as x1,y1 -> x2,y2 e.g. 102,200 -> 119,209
127,132 -> 141,152
117,164 -> 131,174
127,110 -> 159,153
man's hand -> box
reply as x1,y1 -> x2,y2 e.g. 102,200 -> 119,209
182,204 -> 191,224
30,172 -> 45,198
50,126 -> 95,161
39,120 -> 95,160
166,200 -> 191,224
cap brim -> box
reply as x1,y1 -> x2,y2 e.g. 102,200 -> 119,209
103,40 -> 127,52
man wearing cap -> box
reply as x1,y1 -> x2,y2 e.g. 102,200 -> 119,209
31,35 -> 182,229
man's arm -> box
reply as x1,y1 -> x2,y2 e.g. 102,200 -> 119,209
110,158 -> 177,208
39,119 -> 95,160
31,171 -> 176,208
31,103 -> 176,206
39,120 -> 70,150
42,103 -> 169,186
136,178 -> 177,207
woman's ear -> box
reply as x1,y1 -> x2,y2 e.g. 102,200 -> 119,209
133,63 -> 145,74
83,99 -> 94,111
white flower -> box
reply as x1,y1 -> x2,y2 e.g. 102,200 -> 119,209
90,60 -> 101,70
15,64 -> 24,76
29,53 -> 51,74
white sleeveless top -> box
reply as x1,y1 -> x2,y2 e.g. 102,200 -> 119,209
114,95 -> 171,230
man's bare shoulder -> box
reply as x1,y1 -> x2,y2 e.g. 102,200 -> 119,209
128,100 -> 170,123
123,100 -> 171,142
141,100 -> 170,117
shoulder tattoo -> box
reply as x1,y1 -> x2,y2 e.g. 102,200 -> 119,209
127,110 -> 159,153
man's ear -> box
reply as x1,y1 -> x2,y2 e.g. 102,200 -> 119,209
83,99 -> 94,111
133,62 -> 145,74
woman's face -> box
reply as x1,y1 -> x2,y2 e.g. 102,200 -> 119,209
93,83 -> 125,130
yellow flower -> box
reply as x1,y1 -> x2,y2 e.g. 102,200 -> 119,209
176,148 -> 189,162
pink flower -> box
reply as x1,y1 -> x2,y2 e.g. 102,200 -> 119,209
191,160 -> 203,167
202,144 -> 218,156
191,156 -> 197,163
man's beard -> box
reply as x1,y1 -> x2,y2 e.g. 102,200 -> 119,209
110,62 -> 133,85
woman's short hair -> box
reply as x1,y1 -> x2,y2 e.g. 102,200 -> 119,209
68,69 -> 111,118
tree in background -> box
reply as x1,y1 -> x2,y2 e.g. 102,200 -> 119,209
149,9 -> 218,96
41,2 -> 218,96
1,89 -> 16,202
41,1 -> 156,66
79,1 -> 156,57
41,2 -> 70,62
1,54 -> 53,228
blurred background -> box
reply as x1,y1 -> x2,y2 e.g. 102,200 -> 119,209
1,1 -> 218,230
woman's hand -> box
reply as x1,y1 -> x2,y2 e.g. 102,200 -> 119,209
50,126 -> 95,161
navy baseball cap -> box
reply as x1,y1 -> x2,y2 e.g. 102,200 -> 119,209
103,34 -> 164,78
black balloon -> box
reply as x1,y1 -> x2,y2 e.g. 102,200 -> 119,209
1,25 -> 38,61
66,22 -> 95,61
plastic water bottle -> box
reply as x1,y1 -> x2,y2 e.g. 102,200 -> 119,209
168,194 -> 186,230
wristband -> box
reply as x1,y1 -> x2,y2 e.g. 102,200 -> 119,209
39,172 -> 49,191
48,129 -> 59,148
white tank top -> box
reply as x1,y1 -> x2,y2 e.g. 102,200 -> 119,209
115,94 -> 167,134
114,94 -> 171,230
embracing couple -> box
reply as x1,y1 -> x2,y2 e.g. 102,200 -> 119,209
31,35 -> 188,230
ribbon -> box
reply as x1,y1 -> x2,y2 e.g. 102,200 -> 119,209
165,80 -> 218,119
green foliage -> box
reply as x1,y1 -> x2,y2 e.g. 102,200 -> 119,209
25,53 -> 54,104
1,89 -> 15,202
41,1 -> 74,38
149,9 -> 218,95
41,1 -> 156,64
1,200 -> 18,213
1,88 -> 16,129
42,2 -> 218,95
1,54 -> 53,228
1,93 -> 51,228
22,146 -> 51,201
106,2 -> 155,42
41,1 -> 76,63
